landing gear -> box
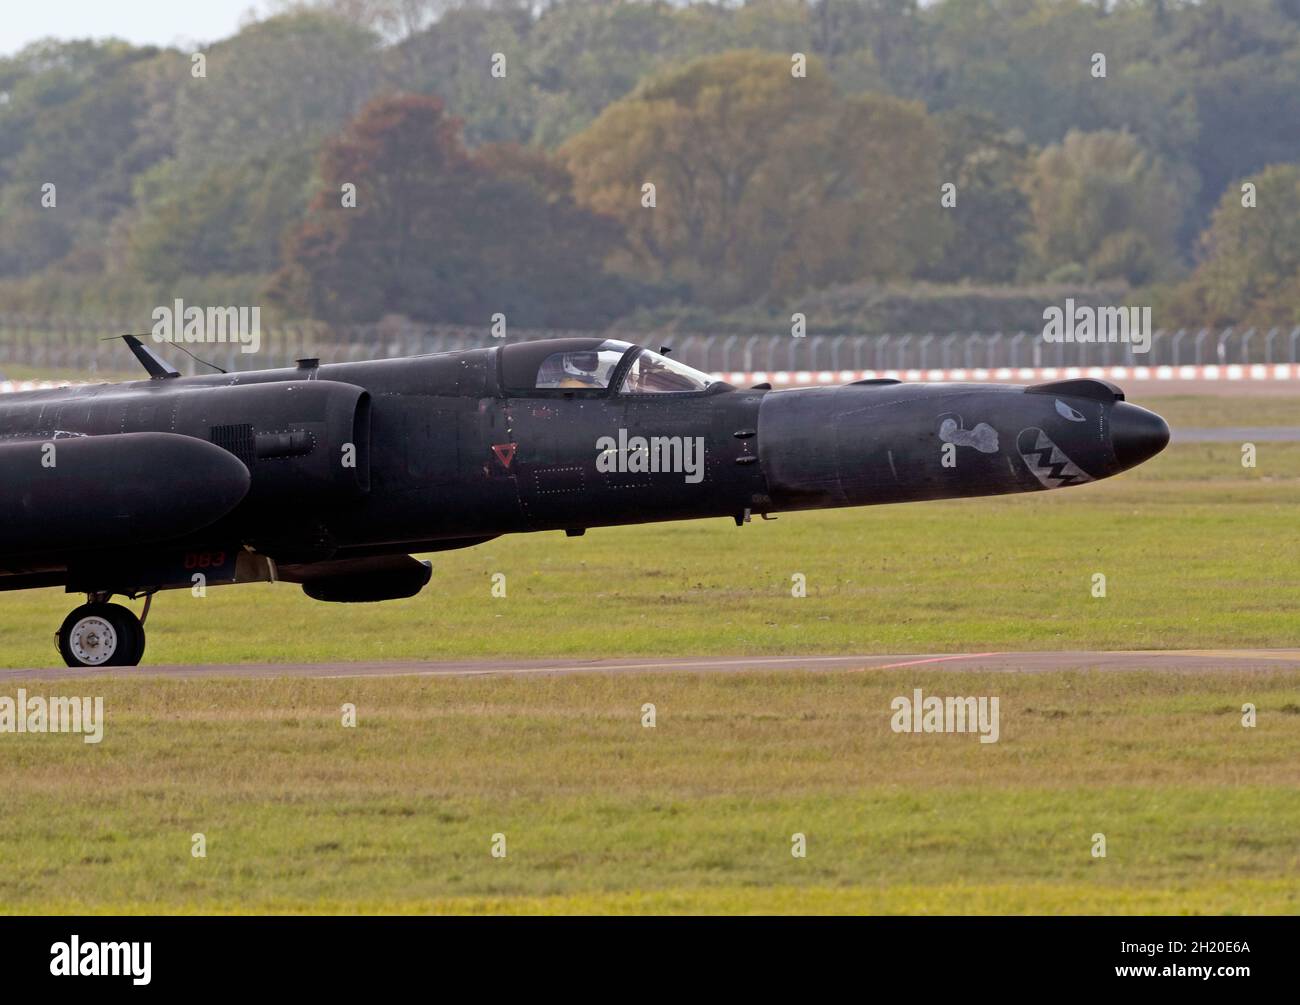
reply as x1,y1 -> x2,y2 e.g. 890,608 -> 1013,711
56,601 -> 147,668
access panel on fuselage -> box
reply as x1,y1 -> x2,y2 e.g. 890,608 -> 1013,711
356,391 -> 522,541
507,388 -> 767,531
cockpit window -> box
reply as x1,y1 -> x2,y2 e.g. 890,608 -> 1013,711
535,340 -> 631,390
620,349 -> 715,394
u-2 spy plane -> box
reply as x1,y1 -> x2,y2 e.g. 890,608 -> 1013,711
1,336 -> 1168,667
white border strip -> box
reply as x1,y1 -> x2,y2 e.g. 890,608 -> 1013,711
4,363 -> 1299,395
714,364 -> 1300,387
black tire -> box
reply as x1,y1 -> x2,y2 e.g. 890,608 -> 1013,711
57,603 -> 146,668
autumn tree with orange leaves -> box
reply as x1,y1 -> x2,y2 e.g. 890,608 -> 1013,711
272,93 -> 640,326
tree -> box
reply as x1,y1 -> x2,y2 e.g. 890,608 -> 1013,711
562,50 -> 946,307
524,0 -> 705,145
1025,129 -> 1184,286
926,0 -> 1112,143
384,5 -> 539,145
129,146 -> 317,283
271,93 -> 635,326
762,92 -> 949,297
174,12 -> 381,171
271,0 -> 459,40
1167,163 -> 1300,327
923,109 -> 1032,283
0,42 -> 177,278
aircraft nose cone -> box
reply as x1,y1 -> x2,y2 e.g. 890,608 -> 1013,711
1110,401 -> 1170,471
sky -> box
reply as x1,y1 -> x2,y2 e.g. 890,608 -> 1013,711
0,0 -> 269,57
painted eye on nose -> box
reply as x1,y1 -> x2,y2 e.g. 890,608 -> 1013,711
1054,400 -> 1086,422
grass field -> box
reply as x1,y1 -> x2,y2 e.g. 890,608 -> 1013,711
1,671 -> 1298,914
1145,393 -> 1299,428
0,393 -> 1297,914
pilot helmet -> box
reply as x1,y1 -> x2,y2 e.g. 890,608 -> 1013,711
563,351 -> 599,378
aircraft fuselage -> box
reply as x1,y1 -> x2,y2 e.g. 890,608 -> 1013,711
0,338 -> 1169,666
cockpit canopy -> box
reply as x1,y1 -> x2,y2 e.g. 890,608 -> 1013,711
501,338 -> 717,395
620,347 -> 715,393
535,341 -> 629,390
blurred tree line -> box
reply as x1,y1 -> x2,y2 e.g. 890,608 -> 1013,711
1,0 -> 1299,329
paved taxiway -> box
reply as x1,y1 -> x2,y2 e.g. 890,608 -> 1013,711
3,649 -> 1299,682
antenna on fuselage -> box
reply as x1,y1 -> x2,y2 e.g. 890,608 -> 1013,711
103,333 -> 181,380
105,333 -> 227,377
168,339 -> 228,374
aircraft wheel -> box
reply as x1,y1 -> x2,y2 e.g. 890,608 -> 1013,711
57,603 -> 146,668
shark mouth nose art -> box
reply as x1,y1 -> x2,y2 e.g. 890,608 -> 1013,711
1016,427 -> 1095,489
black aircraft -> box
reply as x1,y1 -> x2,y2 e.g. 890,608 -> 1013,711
1,336 -> 1169,667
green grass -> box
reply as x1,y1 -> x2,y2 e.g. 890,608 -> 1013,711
1,672 -> 1298,914
1141,393 -> 1299,429
4,441 -> 1297,668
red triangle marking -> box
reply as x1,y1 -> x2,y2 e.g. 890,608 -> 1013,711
492,442 -> 517,469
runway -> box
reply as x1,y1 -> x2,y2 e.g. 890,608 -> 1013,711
3,649 -> 1299,682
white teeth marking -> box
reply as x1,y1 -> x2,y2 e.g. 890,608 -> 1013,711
1020,429 -> 1094,488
